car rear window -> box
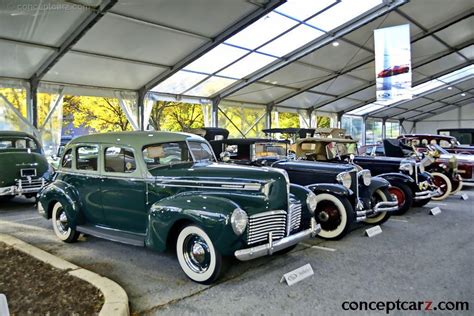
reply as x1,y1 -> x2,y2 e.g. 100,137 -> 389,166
0,137 -> 38,150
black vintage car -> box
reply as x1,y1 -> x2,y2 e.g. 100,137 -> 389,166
264,128 -> 440,213
191,128 -> 399,240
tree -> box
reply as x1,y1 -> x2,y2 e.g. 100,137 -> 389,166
63,96 -> 132,132
148,101 -> 204,131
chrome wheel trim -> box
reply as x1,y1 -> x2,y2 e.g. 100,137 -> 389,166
176,226 -> 217,282
52,202 -> 72,240
183,235 -> 211,274
364,189 -> 388,224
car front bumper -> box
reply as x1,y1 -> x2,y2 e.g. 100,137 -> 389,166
355,200 -> 399,222
415,188 -> 441,200
234,218 -> 320,261
0,178 -> 46,197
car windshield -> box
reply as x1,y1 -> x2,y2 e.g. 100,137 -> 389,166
0,136 -> 38,150
325,141 -> 358,159
255,142 -> 288,158
143,141 -> 214,170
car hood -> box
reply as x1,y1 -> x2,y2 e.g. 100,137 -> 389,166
441,153 -> 474,164
0,151 -> 49,187
273,159 -> 355,174
150,162 -> 290,215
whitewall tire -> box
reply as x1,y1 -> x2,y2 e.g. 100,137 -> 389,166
315,193 -> 354,240
364,189 -> 390,225
431,172 -> 452,201
52,202 -> 79,243
176,225 -> 222,284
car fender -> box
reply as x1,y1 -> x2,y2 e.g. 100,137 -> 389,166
37,180 -> 83,227
366,176 -> 391,194
305,183 -> 353,197
377,172 -> 417,192
146,193 -> 243,256
289,183 -> 314,225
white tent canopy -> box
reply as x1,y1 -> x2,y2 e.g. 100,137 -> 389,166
0,0 -> 472,130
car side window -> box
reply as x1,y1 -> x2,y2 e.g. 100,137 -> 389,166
76,145 -> 98,171
62,149 -> 73,168
104,147 -> 136,173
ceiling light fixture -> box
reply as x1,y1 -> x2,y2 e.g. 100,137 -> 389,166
447,87 -> 452,90
332,41 -> 340,47
461,93 -> 466,96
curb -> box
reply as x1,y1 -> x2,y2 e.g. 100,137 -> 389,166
0,233 -> 129,316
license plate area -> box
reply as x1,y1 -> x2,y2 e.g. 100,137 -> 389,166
21,168 -> 37,177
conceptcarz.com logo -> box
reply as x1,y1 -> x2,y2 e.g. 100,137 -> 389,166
342,300 -> 469,314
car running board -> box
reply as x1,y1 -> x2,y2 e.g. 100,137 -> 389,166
76,225 -> 145,247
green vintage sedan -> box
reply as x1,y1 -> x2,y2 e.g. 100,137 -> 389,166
0,131 -> 52,200
37,131 -> 320,283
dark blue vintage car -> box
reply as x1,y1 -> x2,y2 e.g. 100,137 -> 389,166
191,128 -> 399,240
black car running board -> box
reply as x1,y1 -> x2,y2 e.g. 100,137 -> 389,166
76,225 -> 145,247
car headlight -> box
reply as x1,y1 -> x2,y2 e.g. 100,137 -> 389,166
230,208 -> 248,236
306,191 -> 317,214
358,169 -> 371,186
399,163 -> 413,175
336,171 -> 352,189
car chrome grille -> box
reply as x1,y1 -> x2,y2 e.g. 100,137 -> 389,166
247,210 -> 286,245
16,178 -> 45,190
287,198 -> 302,234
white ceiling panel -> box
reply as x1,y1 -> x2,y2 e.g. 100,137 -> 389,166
227,83 -> 294,104
412,70 -> 428,83
43,52 -> 167,89
317,98 -> 359,112
457,45 -> 474,60
453,78 -> 474,91
342,11 -> 421,51
411,37 -> 447,64
299,41 -> 372,71
346,61 -> 375,82
421,102 -> 450,112
442,93 -> 473,104
279,92 -> 334,109
310,76 -> 363,96
347,86 -> 376,101
415,53 -> 467,78
399,0 -> 472,29
434,16 -> 474,48
0,42 -> 54,78
110,0 -> 256,38
73,14 -> 207,65
423,89 -> 459,101
259,63 -> 332,89
0,1 -> 90,46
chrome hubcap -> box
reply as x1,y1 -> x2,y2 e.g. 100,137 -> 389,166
183,234 -> 211,274
56,208 -> 69,235
318,211 -> 330,222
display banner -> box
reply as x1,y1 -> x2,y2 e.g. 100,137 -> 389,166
374,24 -> 412,102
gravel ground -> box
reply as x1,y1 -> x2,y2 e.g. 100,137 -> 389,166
0,242 -> 103,315
0,188 -> 472,315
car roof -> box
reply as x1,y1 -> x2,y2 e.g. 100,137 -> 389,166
0,130 -> 37,138
399,134 -> 455,140
297,137 -> 356,144
212,138 -> 289,145
69,131 -> 206,148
